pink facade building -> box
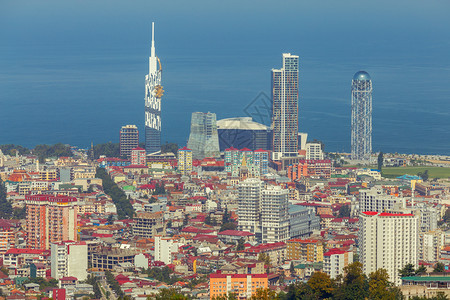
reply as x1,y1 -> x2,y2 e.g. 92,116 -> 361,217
25,195 -> 78,249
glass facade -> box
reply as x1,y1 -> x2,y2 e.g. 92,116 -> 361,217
187,112 -> 220,159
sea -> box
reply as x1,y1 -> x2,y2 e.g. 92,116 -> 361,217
0,0 -> 449,155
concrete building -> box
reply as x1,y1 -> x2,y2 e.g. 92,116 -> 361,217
287,159 -> 332,180
359,187 -> 406,213
210,274 -> 268,299
238,178 -> 263,235
25,195 -> 78,249
51,241 -> 88,281
133,211 -> 165,238
359,211 -> 418,285
298,133 -> 308,151
289,205 -> 321,238
420,229 -> 444,262
286,239 -> 323,262
0,219 -> 18,255
155,236 -> 181,265
177,147 -> 192,175
217,117 -> 271,151
120,125 -> 139,158
323,248 -> 353,279
92,248 -> 136,270
131,147 -> 146,165
306,143 -> 324,160
260,185 -> 290,243
225,148 -> 269,177
272,53 -> 299,162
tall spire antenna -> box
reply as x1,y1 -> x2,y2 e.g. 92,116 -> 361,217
151,22 -> 156,57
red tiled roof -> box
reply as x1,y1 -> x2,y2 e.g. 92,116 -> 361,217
363,211 -> 414,217
324,248 -> 348,256
6,248 -> 45,255
218,230 -> 255,237
210,273 -> 267,279
179,146 -> 192,151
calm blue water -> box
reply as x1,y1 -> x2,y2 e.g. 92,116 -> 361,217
0,0 -> 449,155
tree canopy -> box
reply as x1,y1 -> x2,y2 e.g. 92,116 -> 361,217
96,167 -> 134,219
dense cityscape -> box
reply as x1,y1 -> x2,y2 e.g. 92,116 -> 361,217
1,15 -> 450,300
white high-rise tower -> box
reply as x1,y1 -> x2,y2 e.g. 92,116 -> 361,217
145,22 -> 164,154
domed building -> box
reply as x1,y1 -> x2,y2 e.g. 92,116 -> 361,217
217,117 -> 272,152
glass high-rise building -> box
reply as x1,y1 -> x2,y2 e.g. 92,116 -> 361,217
187,112 -> 220,159
145,22 -> 163,154
271,53 -> 299,161
351,71 -> 372,161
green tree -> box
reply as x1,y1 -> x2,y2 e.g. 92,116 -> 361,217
96,167 -> 134,219
250,288 -> 277,300
416,265 -> 427,275
0,144 -> 30,156
290,261 -> 295,276
434,262 -> 445,273
307,272 -> 333,299
222,208 -> 230,224
211,292 -> 237,300
152,288 -> 190,300
369,268 -> 402,300
334,262 -> 369,300
257,253 -> 271,267
93,142 -> 122,159
377,152 -> 384,172
205,214 -> 212,225
338,205 -> 351,218
220,222 -> 237,232
0,178 -> 12,219
161,143 -> 179,156
12,205 -> 26,219
418,169 -> 429,181
399,263 -> 416,278
236,237 -> 245,251
183,214 -> 189,226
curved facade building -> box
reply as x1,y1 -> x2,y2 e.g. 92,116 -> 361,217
351,71 -> 372,161
217,117 -> 271,151
187,112 -> 220,159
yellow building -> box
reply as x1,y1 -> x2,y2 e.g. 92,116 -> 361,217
210,274 -> 268,299
39,170 -> 58,181
286,239 -> 323,262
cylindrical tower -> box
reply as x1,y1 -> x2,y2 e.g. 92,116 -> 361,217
351,71 -> 372,161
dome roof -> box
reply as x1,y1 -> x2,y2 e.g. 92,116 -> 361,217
217,117 -> 268,131
353,71 -> 371,81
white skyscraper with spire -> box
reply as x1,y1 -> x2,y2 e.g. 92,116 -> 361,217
145,22 -> 164,154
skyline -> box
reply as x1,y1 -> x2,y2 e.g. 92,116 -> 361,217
1,0 -> 449,155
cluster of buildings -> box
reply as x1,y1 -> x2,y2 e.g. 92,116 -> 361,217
2,140 -> 450,299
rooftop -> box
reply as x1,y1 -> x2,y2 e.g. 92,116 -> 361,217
353,70 -> 371,81
217,117 -> 268,131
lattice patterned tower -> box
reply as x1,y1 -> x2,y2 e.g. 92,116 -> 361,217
351,71 -> 372,161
